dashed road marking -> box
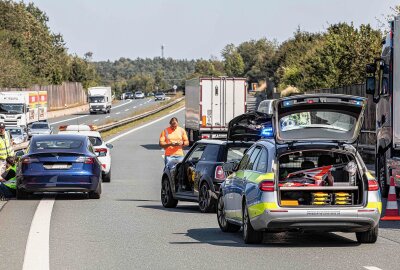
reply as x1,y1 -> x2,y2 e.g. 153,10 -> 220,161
106,116 -> 110,118
93,119 -> 99,122
125,109 -> 129,111
22,198 -> 55,270
364,267 -> 383,270
116,112 -> 120,115
133,106 -> 137,108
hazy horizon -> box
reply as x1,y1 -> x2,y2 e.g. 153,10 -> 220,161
30,0 -> 398,61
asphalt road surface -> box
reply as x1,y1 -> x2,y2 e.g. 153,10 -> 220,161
1,109 -> 400,270
48,97 -> 156,132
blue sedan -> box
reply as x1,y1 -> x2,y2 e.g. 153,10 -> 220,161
16,134 -> 102,199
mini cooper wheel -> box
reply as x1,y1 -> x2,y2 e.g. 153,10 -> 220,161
161,178 -> 178,208
199,182 -> 215,213
356,225 -> 378,244
217,195 -> 240,232
243,204 -> 263,244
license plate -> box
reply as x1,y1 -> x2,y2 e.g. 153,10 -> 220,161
306,210 -> 341,216
44,164 -> 70,170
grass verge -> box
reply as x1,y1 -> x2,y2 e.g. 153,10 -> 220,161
101,100 -> 185,139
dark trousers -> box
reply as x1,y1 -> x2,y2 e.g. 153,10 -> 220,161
0,183 -> 15,198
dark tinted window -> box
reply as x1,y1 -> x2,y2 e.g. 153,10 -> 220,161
226,146 -> 248,162
200,144 -> 220,162
89,136 -> 102,146
245,147 -> 261,170
33,139 -> 82,150
31,123 -> 49,129
187,144 -> 206,162
254,148 -> 268,173
238,147 -> 254,171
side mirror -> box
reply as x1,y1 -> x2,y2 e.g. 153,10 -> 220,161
366,76 -> 376,95
106,143 -> 113,149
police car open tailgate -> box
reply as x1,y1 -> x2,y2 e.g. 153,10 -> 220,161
274,94 -> 367,144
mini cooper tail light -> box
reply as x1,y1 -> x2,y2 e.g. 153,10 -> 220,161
259,181 -> 275,192
215,166 -> 225,180
368,179 -> 379,191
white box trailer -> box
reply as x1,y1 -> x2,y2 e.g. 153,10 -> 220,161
88,87 -> 112,114
0,91 -> 47,128
366,15 -> 400,195
185,77 -> 247,143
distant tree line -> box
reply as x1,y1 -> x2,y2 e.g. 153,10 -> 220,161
0,0 -> 390,96
0,0 -> 98,88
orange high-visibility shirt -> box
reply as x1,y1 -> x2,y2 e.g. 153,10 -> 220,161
159,126 -> 188,156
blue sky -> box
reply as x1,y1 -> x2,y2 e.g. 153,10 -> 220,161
30,0 -> 399,61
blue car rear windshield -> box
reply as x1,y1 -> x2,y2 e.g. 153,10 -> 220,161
33,139 -> 83,150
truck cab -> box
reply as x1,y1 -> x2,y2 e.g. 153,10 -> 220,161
365,15 -> 400,197
88,87 -> 112,114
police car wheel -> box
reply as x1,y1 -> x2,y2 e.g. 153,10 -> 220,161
356,225 -> 378,244
243,203 -> 263,244
217,195 -> 240,232
103,170 -> 111,183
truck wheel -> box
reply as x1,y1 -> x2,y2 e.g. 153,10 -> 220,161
378,154 -> 389,198
356,225 -> 378,244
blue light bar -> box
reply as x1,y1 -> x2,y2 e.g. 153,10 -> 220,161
283,101 -> 292,107
261,126 -> 274,138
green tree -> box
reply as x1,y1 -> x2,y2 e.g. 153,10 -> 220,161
222,44 -> 245,77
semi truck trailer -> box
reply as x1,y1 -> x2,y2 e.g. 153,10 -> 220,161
185,77 -> 247,144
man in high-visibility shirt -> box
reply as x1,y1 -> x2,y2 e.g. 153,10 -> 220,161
159,117 -> 189,165
0,157 -> 17,200
0,123 -> 14,175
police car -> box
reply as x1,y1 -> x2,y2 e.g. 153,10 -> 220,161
217,94 -> 381,244
58,125 -> 113,182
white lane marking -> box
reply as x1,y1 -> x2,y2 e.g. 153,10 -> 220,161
106,107 -> 185,143
139,104 -> 143,106
106,116 -> 110,118
116,112 -> 120,115
93,119 -> 99,122
50,115 -> 86,125
23,107 -> 184,269
113,99 -> 132,109
22,198 -> 55,270
50,100 -> 132,125
133,106 -> 137,109
364,267 -> 383,270
125,109 -> 129,112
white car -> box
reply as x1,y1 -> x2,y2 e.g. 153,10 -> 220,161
134,91 -> 145,99
58,125 -> 113,182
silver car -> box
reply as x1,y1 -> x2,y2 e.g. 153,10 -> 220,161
28,122 -> 53,138
6,127 -> 28,144
217,94 -> 381,244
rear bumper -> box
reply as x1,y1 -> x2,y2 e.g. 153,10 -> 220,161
251,208 -> 380,233
18,175 -> 100,192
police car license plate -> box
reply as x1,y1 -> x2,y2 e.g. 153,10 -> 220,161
306,210 -> 341,216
